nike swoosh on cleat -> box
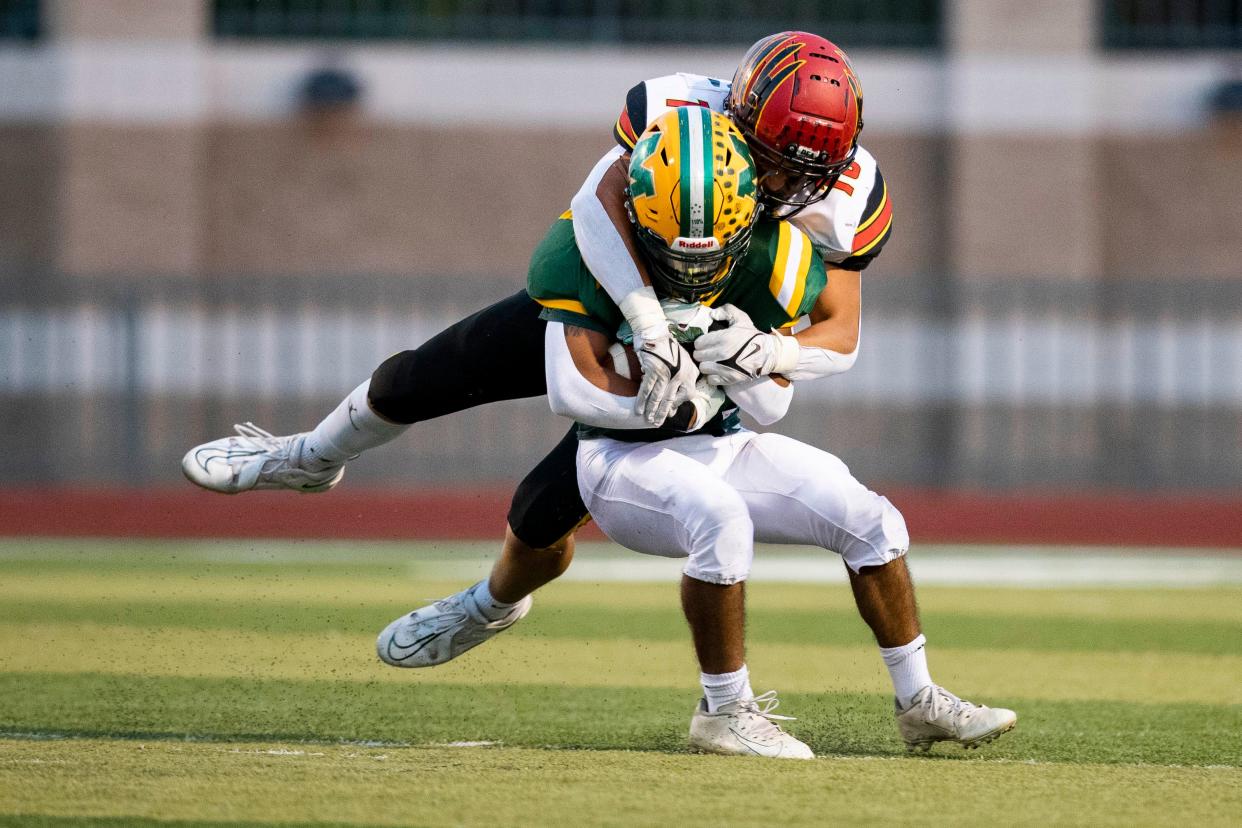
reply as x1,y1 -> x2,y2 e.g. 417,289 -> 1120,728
195,448 -> 263,474
728,727 -> 775,757
385,629 -> 448,662
191,449 -> 217,473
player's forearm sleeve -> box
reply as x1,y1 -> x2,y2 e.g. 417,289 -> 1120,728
728,377 -> 794,426
783,319 -> 861,381
544,322 -> 650,430
570,147 -> 649,309
784,344 -> 859,381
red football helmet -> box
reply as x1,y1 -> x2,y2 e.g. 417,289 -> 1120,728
728,31 -> 864,217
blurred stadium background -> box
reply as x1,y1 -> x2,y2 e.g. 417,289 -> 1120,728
1,0 -> 1240,545
3,5 -> 1241,824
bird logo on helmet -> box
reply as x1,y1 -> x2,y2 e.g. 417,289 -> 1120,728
626,106 -> 760,303
728,31 -> 864,217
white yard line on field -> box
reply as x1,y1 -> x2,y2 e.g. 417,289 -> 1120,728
4,537 -> 1237,587
410,545 -> 1242,587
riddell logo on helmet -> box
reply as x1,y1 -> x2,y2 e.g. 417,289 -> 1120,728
793,145 -> 823,161
673,237 -> 721,251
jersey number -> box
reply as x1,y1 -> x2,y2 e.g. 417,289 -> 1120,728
665,98 -> 709,109
831,161 -> 862,196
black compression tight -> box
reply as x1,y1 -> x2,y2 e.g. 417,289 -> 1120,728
368,290 -> 549,424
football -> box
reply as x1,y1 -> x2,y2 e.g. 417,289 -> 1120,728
607,341 -> 642,380
616,299 -> 717,346
611,300 -> 726,379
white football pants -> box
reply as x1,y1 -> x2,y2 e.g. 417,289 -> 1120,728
577,430 -> 909,585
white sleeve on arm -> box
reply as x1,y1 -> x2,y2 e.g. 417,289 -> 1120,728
785,343 -> 859,381
570,147 -> 666,332
728,377 -> 794,426
783,317 -> 861,381
544,321 -> 650,430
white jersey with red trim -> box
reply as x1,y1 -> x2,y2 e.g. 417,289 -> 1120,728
791,146 -> 891,270
612,73 -> 732,149
612,73 -> 892,271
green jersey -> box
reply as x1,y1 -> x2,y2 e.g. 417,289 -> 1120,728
528,214 -> 827,440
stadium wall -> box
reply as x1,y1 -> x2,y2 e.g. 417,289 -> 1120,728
2,3 -> 1240,524
3,45 -> 1241,280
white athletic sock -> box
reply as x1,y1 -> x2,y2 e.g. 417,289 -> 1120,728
299,380 -> 408,471
469,579 -> 522,622
881,634 -> 932,709
700,665 -> 754,713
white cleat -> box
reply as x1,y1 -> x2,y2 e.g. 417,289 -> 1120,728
896,684 -> 1017,753
181,422 -> 344,494
688,691 -> 814,759
376,581 -> 532,668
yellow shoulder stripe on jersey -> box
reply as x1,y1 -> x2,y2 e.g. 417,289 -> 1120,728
857,181 -> 887,233
853,213 -> 892,257
851,178 -> 893,257
768,222 -> 814,318
559,209 -> 573,220
536,297 -> 589,316
614,116 -> 638,150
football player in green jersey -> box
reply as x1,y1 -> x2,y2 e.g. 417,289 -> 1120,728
383,108 -> 1017,758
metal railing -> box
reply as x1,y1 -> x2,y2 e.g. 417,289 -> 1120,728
0,0 -> 39,40
1103,0 -> 1242,48
212,0 -> 942,47
0,270 -> 1238,491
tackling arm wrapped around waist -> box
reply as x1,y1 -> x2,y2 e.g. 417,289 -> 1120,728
544,321 -> 738,441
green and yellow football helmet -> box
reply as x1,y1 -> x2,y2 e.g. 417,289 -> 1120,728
627,107 -> 760,303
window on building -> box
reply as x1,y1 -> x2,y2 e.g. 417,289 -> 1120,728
213,0 -> 942,48
0,0 -> 39,41
1103,0 -> 1242,49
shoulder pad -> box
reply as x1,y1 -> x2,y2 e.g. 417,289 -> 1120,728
844,162 -> 893,268
788,146 -> 884,264
614,74 -> 730,149
671,73 -> 731,111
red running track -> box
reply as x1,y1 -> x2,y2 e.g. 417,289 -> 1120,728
1,487 -> 1239,548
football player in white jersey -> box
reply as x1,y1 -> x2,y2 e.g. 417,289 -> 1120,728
183,31 -> 881,569
577,33 -> 890,427
184,32 -> 884,485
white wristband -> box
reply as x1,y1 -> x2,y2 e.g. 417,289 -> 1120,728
618,286 -> 666,342
771,333 -> 802,375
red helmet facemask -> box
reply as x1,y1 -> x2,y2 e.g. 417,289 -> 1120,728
728,31 -> 864,218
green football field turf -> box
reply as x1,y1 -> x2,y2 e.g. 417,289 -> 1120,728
1,539 -> 1240,826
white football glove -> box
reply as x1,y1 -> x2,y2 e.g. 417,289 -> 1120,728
634,325 -> 700,425
694,304 -> 800,387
